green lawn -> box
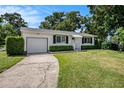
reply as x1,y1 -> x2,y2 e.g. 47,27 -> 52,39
0,52 -> 24,73
55,50 -> 124,88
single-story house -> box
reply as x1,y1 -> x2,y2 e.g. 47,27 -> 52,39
21,27 -> 97,53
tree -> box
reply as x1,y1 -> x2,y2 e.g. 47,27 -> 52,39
111,35 -> 119,44
39,12 -> 64,29
0,23 -> 16,45
56,19 -> 76,31
1,12 -> 27,35
39,11 -> 83,31
112,27 -> 124,51
117,27 -> 124,45
85,5 -> 124,41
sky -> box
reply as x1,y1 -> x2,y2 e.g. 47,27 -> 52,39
0,5 -> 90,28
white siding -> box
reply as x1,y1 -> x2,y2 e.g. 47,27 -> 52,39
21,28 -> 96,53
22,31 -> 73,52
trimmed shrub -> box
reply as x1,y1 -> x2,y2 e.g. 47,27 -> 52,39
111,43 -> 119,50
119,44 -> 124,51
6,36 -> 24,55
81,45 -> 97,50
101,41 -> 111,49
49,45 -> 73,52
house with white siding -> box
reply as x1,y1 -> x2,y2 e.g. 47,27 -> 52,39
21,27 -> 97,53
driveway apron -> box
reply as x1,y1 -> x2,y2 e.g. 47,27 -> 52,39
0,54 -> 59,88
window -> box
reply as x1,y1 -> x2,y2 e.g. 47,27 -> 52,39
82,37 -> 92,44
54,35 -> 67,43
56,36 -> 61,43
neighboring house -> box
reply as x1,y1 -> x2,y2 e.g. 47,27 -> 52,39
21,27 -> 97,53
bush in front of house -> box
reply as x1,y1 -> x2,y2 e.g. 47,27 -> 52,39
49,45 -> 73,52
101,41 -> 111,49
81,45 -> 97,50
6,36 -> 24,55
111,43 -> 119,50
101,41 -> 119,50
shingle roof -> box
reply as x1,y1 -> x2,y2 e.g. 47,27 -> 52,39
21,27 -> 97,37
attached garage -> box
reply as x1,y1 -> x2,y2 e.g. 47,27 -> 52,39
26,37 -> 48,53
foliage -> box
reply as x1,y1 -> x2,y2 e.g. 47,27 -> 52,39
0,51 -> 24,73
85,5 -> 124,41
0,13 -> 27,45
49,45 -> 73,52
111,43 -> 119,50
6,36 -> 24,55
101,41 -> 111,49
55,19 -> 77,31
115,27 -> 124,51
0,24 -> 16,45
111,35 -> 119,44
40,11 -> 83,31
117,27 -> 124,44
1,13 -> 27,35
81,45 -> 97,50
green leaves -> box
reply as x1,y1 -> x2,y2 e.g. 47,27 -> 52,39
86,5 -> 124,41
1,13 -> 27,35
6,36 -> 24,55
39,11 -> 83,31
0,13 -> 27,45
117,27 -> 124,45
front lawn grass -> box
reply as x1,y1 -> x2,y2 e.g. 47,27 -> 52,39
0,51 -> 24,73
55,50 -> 124,88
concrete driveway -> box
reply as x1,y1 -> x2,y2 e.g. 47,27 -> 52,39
0,54 -> 59,88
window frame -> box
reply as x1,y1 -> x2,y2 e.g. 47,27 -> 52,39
55,35 -> 66,43
82,37 -> 92,44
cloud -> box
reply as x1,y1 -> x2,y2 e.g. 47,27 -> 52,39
0,6 -> 53,28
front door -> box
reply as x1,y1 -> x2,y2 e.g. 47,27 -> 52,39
74,38 -> 81,51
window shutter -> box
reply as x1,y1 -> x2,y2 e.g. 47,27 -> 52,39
82,37 -> 84,44
66,36 -> 68,44
53,35 -> 56,44
91,38 -> 92,44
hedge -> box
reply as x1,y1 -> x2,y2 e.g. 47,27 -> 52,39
101,41 -> 111,49
6,36 -> 24,55
49,45 -> 73,52
81,45 -> 97,50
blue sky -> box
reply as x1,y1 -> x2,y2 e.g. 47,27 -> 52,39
0,5 -> 90,28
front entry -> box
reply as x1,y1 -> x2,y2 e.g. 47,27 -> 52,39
73,37 -> 82,51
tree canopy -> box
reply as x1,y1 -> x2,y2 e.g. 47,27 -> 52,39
1,12 -> 27,35
84,5 -> 124,41
39,11 -> 83,31
0,13 -> 27,45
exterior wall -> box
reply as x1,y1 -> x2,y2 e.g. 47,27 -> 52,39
21,31 -> 73,52
21,29 -> 96,52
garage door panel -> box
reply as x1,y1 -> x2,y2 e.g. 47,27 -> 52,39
27,38 -> 47,53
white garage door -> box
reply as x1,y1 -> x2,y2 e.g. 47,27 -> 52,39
27,38 -> 48,53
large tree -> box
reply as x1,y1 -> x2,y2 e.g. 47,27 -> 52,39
39,11 -> 83,31
85,5 -> 124,41
1,12 -> 27,35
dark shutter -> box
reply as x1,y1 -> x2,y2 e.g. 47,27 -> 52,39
91,38 -> 92,44
53,35 -> 56,44
66,36 -> 68,44
85,38 -> 87,43
82,37 -> 84,44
